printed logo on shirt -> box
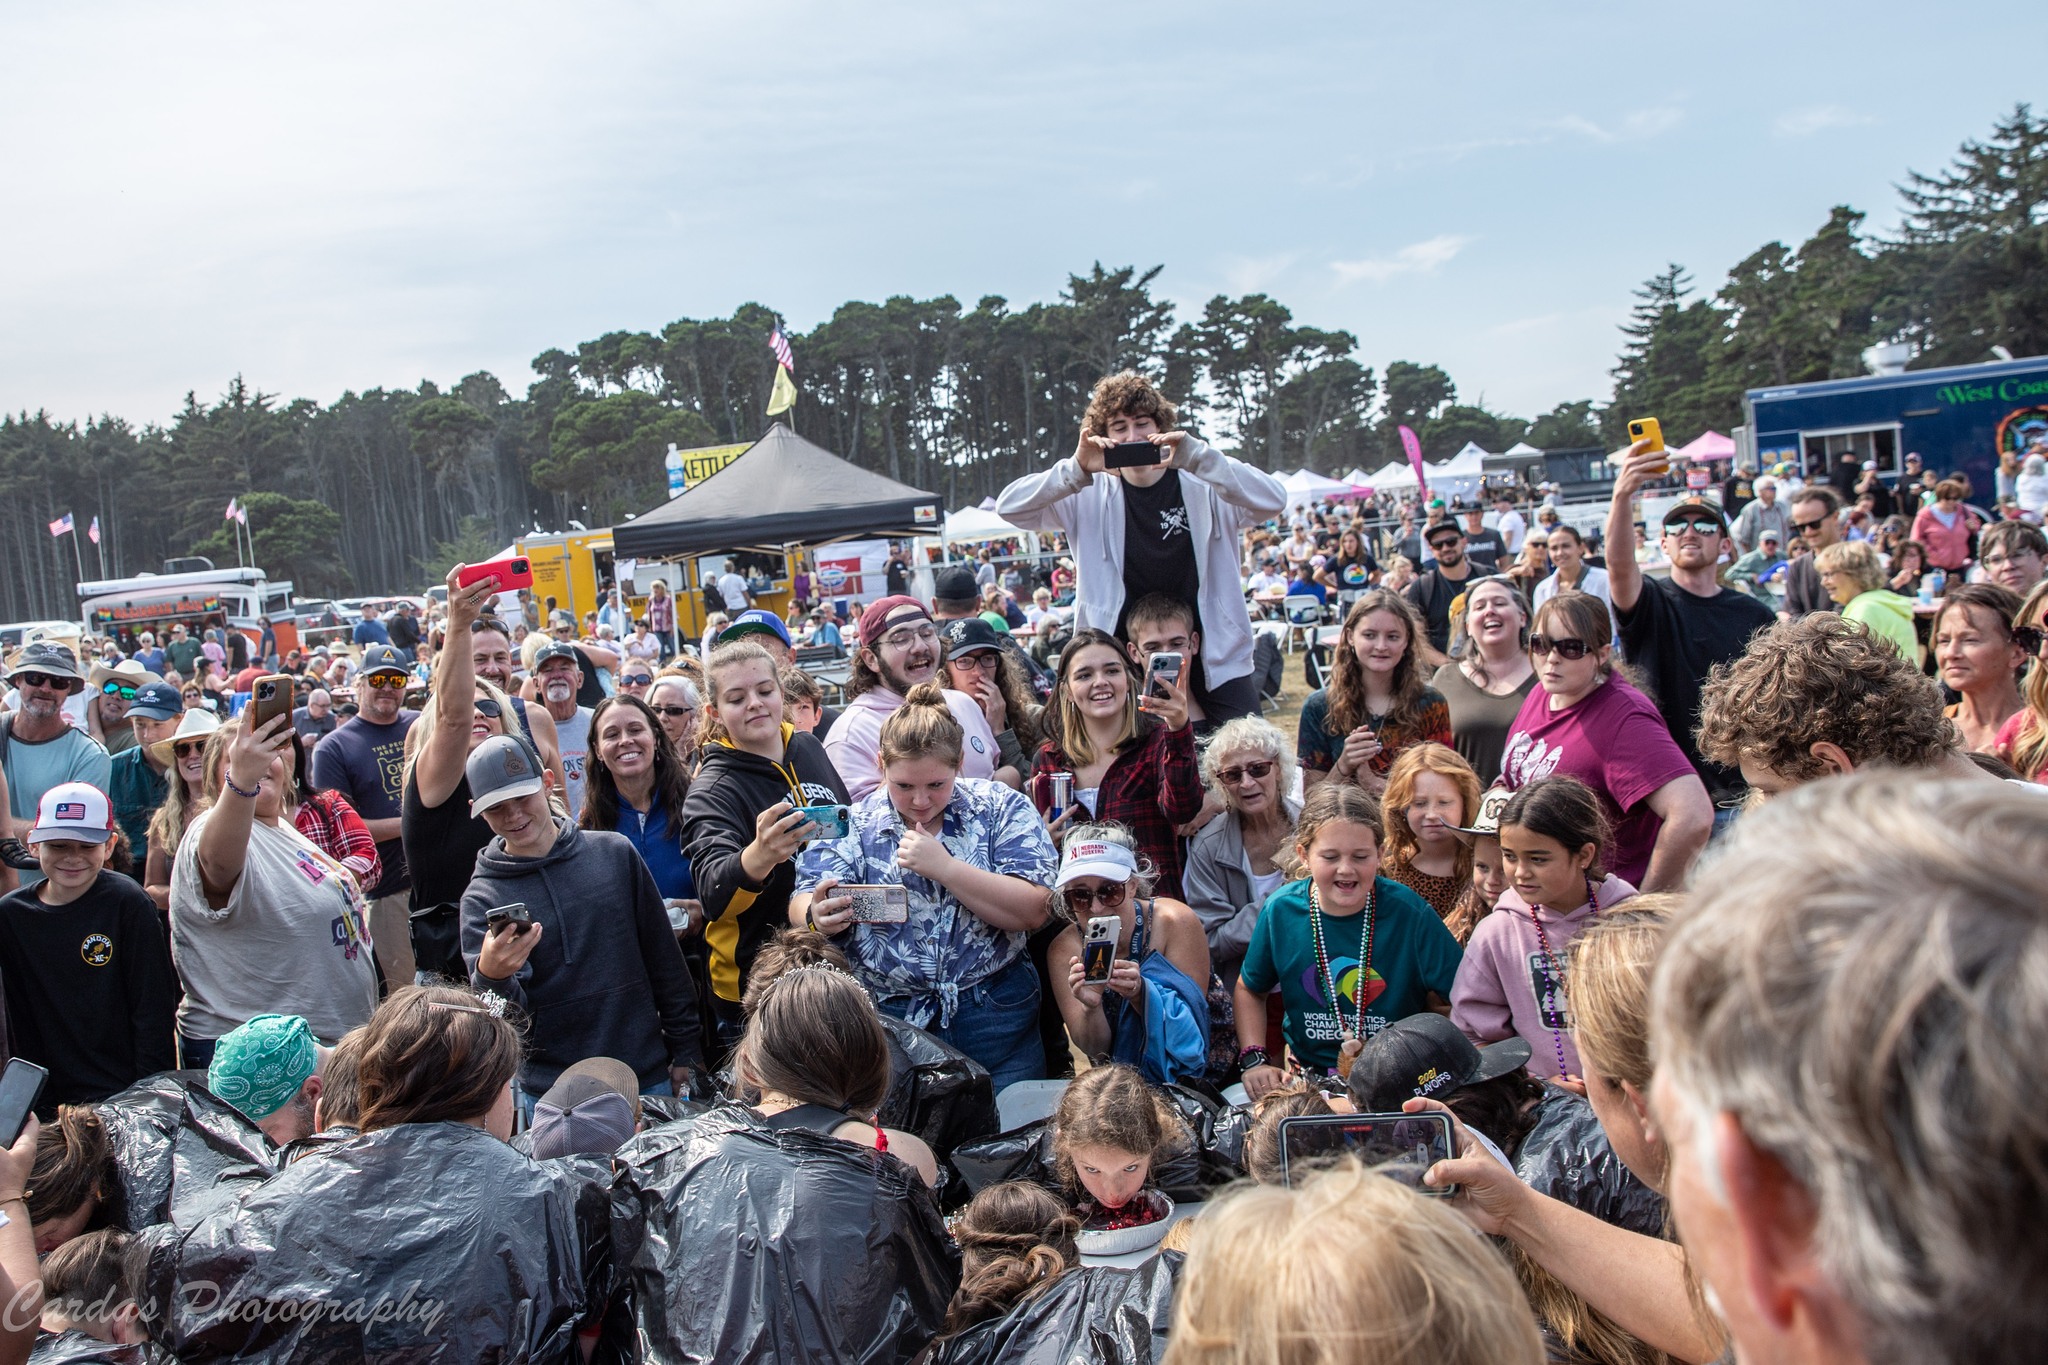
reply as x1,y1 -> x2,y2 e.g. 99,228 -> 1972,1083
79,934 -> 113,967
1297,956 -> 1387,1012
1157,507 -> 1189,539
1527,952 -> 1571,1032
294,853 -> 329,886
968,735 -> 987,755
797,781 -> 840,806
1500,733 -> 1563,788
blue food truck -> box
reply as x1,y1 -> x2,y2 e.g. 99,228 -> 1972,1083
1743,353 -> 2048,499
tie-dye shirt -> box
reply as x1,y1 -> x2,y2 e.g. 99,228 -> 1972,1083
795,778 -> 1057,1029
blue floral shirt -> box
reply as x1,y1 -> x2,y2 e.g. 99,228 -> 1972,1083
795,779 -> 1057,1028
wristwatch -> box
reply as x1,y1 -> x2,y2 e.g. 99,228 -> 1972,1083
1237,1046 -> 1270,1071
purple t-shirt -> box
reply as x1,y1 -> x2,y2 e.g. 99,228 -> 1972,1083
1499,676 -> 1696,885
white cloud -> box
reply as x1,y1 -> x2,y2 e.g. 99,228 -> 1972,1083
1553,106 -> 1684,143
1775,105 -> 1875,136
1220,253 -> 1298,293
1331,235 -> 1473,287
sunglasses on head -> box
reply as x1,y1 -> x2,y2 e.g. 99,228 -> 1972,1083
1216,759 -> 1276,786
1527,634 -> 1592,660
101,682 -> 138,699
1064,881 -> 1128,910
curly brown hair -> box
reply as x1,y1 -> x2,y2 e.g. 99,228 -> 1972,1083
1696,615 -> 1958,783
1083,371 -> 1178,439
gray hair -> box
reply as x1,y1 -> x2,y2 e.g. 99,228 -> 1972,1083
1198,717 -> 1287,793
1652,773 -> 2048,1365
649,676 -> 700,709
1051,822 -> 1157,924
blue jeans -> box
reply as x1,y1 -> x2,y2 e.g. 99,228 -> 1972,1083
178,1033 -> 216,1070
879,956 -> 1046,1091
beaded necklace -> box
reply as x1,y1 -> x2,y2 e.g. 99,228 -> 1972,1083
1525,874 -> 1598,1079
1308,880 -> 1377,1042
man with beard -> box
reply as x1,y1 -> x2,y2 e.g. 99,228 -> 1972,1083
469,617 -> 562,779
310,643 -> 418,990
532,641 -> 593,817
820,595 -> 1008,800
1606,440 -> 1776,828
2,643 -> 113,887
1405,521 -> 1477,654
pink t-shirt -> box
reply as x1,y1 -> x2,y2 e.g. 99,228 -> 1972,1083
1500,676 -> 1697,885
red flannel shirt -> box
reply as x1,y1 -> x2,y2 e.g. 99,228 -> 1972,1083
293,788 -> 383,891
1030,722 -> 1203,898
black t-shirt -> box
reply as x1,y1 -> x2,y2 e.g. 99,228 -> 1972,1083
0,872 -> 178,1109
1722,474 -> 1755,515
1463,529 -> 1507,572
885,559 -> 910,595
1615,576 -> 1777,804
402,771 -> 496,912
1405,565 -> 1475,653
1331,552 -> 1380,593
387,613 -> 420,650
1117,470 -> 1202,637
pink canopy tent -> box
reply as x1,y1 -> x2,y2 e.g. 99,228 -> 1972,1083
1677,430 -> 1737,463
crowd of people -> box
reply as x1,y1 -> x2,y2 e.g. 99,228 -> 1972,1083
0,368 -> 2038,1364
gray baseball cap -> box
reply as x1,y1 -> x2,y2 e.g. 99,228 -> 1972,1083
466,734 -> 548,816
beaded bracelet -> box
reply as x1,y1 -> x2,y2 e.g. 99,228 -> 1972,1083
223,774 -> 261,800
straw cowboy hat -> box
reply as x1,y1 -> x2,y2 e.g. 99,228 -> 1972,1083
148,708 -> 222,767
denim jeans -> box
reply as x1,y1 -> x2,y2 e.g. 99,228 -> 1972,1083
178,1033 -> 216,1071
878,956 -> 1046,1091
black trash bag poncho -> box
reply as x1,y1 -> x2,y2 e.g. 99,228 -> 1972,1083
950,1083 -> 1244,1205
925,1254 -> 1183,1365
878,1015 -> 998,1162
611,1103 -> 958,1364
1513,1086 -> 1667,1238
97,1071 -> 276,1232
142,1122 -> 602,1362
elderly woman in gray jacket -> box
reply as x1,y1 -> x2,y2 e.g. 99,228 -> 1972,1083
1181,718 -> 1299,984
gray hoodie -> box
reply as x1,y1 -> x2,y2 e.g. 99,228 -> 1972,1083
461,818 -> 703,1091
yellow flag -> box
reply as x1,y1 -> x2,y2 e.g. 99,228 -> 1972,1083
767,363 -> 797,416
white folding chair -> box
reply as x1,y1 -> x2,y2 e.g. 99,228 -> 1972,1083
1282,594 -> 1323,654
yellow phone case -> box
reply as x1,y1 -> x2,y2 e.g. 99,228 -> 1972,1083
1627,417 -> 1665,452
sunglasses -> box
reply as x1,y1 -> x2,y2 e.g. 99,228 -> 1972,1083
173,741 -> 208,758
101,682 -> 139,699
1792,516 -> 1830,533
2014,626 -> 2048,655
474,697 -> 504,718
621,675 -> 653,687
1665,518 -> 1723,538
1527,635 -> 1592,660
1064,881 -> 1129,910
14,672 -> 66,689
650,704 -> 696,718
1427,536 -> 1463,551
362,675 -> 408,690
1216,759 -> 1277,786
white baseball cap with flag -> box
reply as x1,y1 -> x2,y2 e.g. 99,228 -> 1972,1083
30,782 -> 114,845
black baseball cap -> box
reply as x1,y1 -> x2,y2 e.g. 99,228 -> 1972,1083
939,616 -> 1003,660
358,644 -> 408,678
932,565 -> 980,605
1346,1013 -> 1532,1113
533,640 -> 581,669
1660,498 -> 1729,535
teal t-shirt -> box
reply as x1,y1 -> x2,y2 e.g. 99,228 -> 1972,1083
1238,876 -> 1463,1071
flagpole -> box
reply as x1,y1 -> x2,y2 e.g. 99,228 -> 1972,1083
69,517 -> 85,589
95,523 -> 106,579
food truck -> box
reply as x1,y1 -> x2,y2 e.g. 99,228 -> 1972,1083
77,565 -> 302,658
1743,352 -> 2048,497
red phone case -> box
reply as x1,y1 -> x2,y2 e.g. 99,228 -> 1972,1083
456,556 -> 534,591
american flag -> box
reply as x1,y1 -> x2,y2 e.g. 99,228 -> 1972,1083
225,497 -> 239,522
87,515 -> 100,544
768,323 -> 795,373
48,513 -> 72,538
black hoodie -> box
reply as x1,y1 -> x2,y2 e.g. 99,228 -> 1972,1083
461,818 -> 703,1091
680,725 -> 848,1009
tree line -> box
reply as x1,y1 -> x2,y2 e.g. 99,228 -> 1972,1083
1,104 -> 2039,621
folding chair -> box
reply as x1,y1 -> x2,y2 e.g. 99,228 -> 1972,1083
1282,594 -> 1323,654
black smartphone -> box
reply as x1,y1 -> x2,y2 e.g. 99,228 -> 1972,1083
1104,440 -> 1163,469
0,1059 -> 49,1147
485,902 -> 532,935
1276,1111 -> 1456,1194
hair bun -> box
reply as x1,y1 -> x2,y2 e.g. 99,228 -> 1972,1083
902,681 -> 952,710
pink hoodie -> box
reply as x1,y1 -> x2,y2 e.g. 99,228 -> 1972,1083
820,685 -> 1001,800
1449,873 -> 1636,1080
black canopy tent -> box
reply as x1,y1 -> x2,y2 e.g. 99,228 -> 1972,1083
611,423 -> 942,559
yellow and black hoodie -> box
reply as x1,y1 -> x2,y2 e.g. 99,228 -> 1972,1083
680,723 -> 848,1022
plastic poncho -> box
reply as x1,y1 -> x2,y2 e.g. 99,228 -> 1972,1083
611,1103 -> 957,1363
926,1254 -> 1183,1365
97,1072 -> 276,1233
950,1084 -> 1244,1206
1512,1085 -> 1667,1239
142,1122 -> 604,1362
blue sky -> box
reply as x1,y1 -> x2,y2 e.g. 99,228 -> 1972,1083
2,0 -> 2038,430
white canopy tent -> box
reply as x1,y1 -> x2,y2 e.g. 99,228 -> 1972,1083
1282,469 -> 1363,508
1369,460 -> 1421,491
1502,441 -> 1542,459
940,505 -> 1031,545
1424,442 -> 1488,499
